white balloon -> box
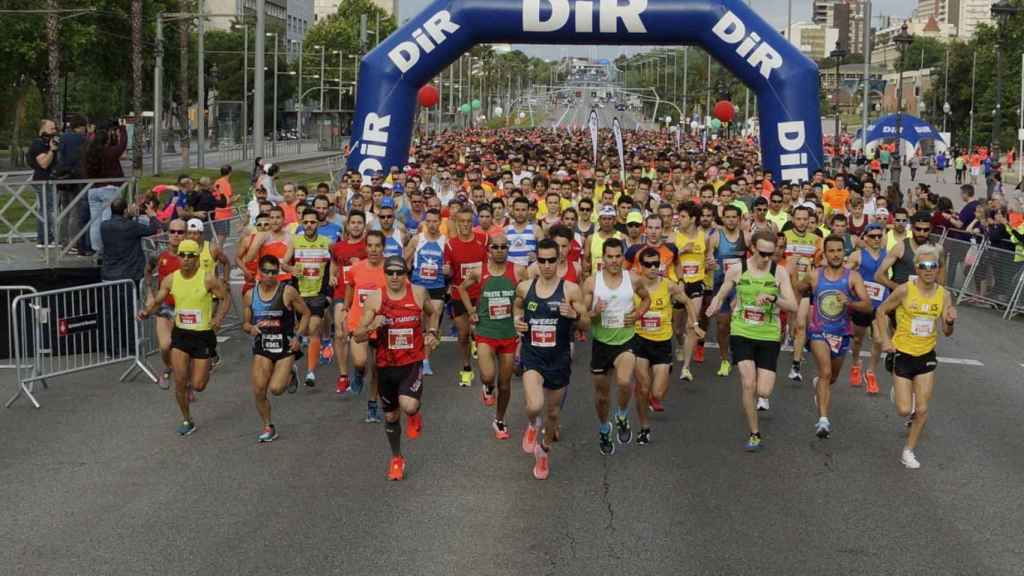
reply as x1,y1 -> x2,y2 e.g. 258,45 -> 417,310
518,111 -> 527,119
690,120 -> 699,129
494,106 -> 504,116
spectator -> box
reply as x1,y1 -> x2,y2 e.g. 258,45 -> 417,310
81,122 -> 128,256
99,196 -> 159,356
57,115 -> 92,255
184,177 -> 226,241
26,118 -> 60,248
212,164 -> 234,238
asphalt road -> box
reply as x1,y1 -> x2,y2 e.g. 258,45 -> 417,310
2,296 -> 1023,575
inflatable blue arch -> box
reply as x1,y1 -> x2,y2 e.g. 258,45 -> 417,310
347,0 -> 824,184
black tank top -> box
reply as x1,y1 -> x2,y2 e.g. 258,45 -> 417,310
521,279 -> 573,369
251,283 -> 295,355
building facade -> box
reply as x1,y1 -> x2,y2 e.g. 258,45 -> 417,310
812,0 -> 867,55
783,21 -> 841,61
958,0 -> 995,39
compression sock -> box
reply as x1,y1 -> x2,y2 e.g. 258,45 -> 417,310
385,420 -> 402,456
307,337 -> 321,372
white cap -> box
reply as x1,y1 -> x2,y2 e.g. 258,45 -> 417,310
598,205 -> 616,218
186,218 -> 204,232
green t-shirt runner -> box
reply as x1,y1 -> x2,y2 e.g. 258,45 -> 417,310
730,262 -> 781,341
475,261 -> 518,340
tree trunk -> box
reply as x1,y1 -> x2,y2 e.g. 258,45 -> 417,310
178,6 -> 192,169
45,0 -> 60,120
10,85 -> 29,168
132,0 -> 144,176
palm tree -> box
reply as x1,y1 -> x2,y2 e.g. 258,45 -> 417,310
45,0 -> 60,118
131,0 -> 144,175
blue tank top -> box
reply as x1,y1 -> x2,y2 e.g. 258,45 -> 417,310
810,268 -> 852,336
713,228 -> 746,284
506,223 -> 537,266
411,233 -> 446,290
857,247 -> 888,310
401,208 -> 424,232
521,279 -> 573,372
383,228 -> 403,258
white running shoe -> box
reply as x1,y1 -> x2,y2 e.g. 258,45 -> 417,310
756,397 -> 770,411
788,364 -> 802,382
901,448 -> 921,469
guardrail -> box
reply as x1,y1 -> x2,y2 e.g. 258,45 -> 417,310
1,286 -> 36,371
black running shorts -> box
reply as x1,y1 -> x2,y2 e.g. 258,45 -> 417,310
378,363 -> 424,412
730,335 -> 781,372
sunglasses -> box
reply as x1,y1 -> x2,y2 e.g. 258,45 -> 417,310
627,222 -> 642,228
385,269 -> 406,277
536,256 -> 558,264
261,268 -> 280,275
490,244 -> 509,250
866,233 -> 883,239
641,260 -> 660,269
379,214 -> 395,220
917,260 -> 940,270
913,227 -> 931,233
180,252 -> 199,258
756,249 -> 775,258
169,230 -> 185,235
894,218 -> 908,223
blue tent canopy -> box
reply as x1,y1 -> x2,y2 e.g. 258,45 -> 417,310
854,113 -> 948,152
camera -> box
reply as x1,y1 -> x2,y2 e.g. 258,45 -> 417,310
41,133 -> 61,147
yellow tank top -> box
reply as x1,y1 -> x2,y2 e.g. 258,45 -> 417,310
675,229 -> 706,283
198,241 -> 216,277
635,278 -> 673,341
589,230 -> 623,273
170,270 -> 214,331
893,281 -> 944,356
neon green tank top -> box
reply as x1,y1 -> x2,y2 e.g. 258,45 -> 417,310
729,261 -> 781,342
293,235 -> 331,297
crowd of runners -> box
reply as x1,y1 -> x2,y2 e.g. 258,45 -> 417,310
136,126 -> 959,480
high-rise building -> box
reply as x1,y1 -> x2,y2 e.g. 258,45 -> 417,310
812,0 -> 867,55
782,21 -> 842,60
914,0 -> 961,27
958,0 -> 995,39
286,0 -> 314,57
314,0 -> 397,21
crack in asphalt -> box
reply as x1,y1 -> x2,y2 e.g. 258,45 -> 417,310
600,459 -> 622,561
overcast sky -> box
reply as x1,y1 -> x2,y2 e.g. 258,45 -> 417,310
396,0 -> 914,59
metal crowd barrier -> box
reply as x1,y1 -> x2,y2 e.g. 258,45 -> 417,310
1,286 -> 37,371
0,171 -> 38,243
951,237 -> 1024,313
6,279 -> 156,409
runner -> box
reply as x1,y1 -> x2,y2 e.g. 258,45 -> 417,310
846,222 -> 888,393
292,209 -> 333,387
632,247 -> 703,441
184,218 -> 230,284
796,234 -> 873,439
242,255 -> 312,442
583,205 -> 623,276
344,230 -> 388,423
404,208 -> 448,378
353,256 -> 441,480
138,239 -> 231,436
513,239 -> 589,479
674,202 -> 707,380
145,218 -> 185,389
329,210 -> 368,393
706,230 -> 799,451
458,231 -> 527,439
447,205 -> 488,389
378,197 -> 407,258
875,244 -> 956,469
875,212 -> 936,291
783,205 -> 824,383
243,206 -> 294,282
707,205 -> 747,377
582,237 -> 650,455
505,196 -> 538,267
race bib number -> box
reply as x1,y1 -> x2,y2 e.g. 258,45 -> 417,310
461,261 -> 482,280
530,324 -> 556,347
177,309 -> 202,326
910,316 -> 935,337
302,263 -> 321,277
488,297 -> 511,320
261,333 -> 284,354
864,281 -> 885,302
741,305 -> 765,325
825,333 -> 844,355
342,265 -> 352,283
358,288 -> 378,304
420,261 -> 439,281
682,262 -> 700,276
796,257 -> 811,274
602,310 -> 625,329
640,312 -> 661,332
387,328 -> 415,350
724,258 -> 742,275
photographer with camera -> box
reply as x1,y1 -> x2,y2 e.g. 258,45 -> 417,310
82,121 -> 128,257
26,118 -> 60,248
57,115 -> 93,255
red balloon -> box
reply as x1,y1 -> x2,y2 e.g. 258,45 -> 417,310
418,84 -> 439,108
714,100 -> 736,123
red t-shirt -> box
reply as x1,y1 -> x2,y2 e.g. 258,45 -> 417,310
375,283 -> 425,368
330,238 -> 368,300
345,259 -> 387,331
157,249 -> 181,305
446,231 -> 488,300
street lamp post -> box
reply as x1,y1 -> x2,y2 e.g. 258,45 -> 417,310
830,42 -> 848,171
267,31 -> 278,157
294,40 -> 302,154
892,21 -> 913,186
990,0 -> 1021,164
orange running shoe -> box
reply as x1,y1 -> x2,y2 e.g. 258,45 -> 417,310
694,344 -> 705,364
387,455 -> 406,481
522,424 -> 538,454
335,374 -> 350,395
649,395 -> 665,412
849,363 -> 863,387
481,385 -> 496,407
492,419 -> 510,440
406,412 -> 422,439
532,444 -> 550,480
865,371 -> 880,395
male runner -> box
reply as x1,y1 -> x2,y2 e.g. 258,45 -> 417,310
583,205 -> 623,276
329,210 -> 368,393
846,222 -> 887,393
706,230 -> 799,451
405,208 -> 448,377
145,218 -> 185,389
244,206 -> 294,282
354,256 -> 440,480
674,202 -> 707,380
797,235 -> 872,439
184,219 -> 230,285
875,212 -> 936,291
505,196 -> 538,267
583,238 -> 650,454
243,255 -> 312,442
138,239 -> 231,435
447,206 -> 488,388
513,239 -> 589,479
292,209 -> 332,386
458,231 -> 527,439
378,197 -> 407,258
783,205 -> 824,382
707,205 -> 747,377
344,230 -> 388,422
875,244 -> 955,469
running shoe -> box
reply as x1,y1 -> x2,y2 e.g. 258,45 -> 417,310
350,369 -> 365,395
304,371 -> 316,387
406,412 -> 422,439
745,432 -> 762,452
533,444 -> 550,480
480,385 -> 496,407
599,430 -> 615,455
716,360 -> 732,377
694,344 -> 705,364
458,369 -> 474,387
320,338 -> 334,365
815,417 -> 832,439
422,358 -> 434,376
366,402 -> 382,423
788,364 -> 803,382
493,419 -> 510,440
471,339 -> 478,359
257,425 -> 278,443
674,347 -> 685,363
287,370 -> 299,394
648,395 -> 664,413
158,370 -> 171,390
615,415 -> 632,444
900,448 -> 921,469
176,420 -> 196,436
636,428 -> 651,445
387,455 -> 406,481
680,367 -> 694,382
335,374 -> 350,395
865,371 -> 880,395
756,397 -> 770,412
849,363 -> 863,387
522,424 -> 539,454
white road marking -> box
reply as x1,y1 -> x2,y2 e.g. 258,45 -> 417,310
552,107 -> 572,128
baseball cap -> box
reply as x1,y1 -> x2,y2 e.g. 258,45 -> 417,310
865,222 -> 884,232
380,197 -> 396,209
186,218 -> 204,232
177,239 -> 200,255
598,205 -> 616,218
383,255 -> 407,274
626,211 -> 644,225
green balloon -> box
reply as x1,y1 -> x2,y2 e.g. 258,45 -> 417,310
471,99 -> 482,110
710,118 -> 722,130
459,103 -> 471,113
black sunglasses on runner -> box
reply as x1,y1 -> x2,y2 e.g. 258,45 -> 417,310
261,268 -> 279,276
385,268 -> 406,277
490,244 -> 509,250
641,259 -> 660,269
536,256 -> 558,264
756,249 -> 775,258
